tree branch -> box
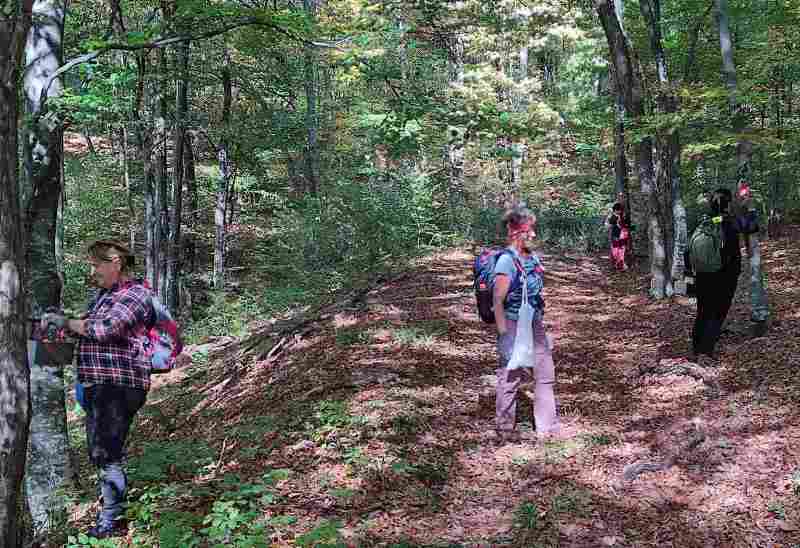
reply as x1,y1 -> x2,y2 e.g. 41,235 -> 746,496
43,15 -> 324,98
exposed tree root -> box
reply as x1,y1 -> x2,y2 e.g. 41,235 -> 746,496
638,358 -> 721,397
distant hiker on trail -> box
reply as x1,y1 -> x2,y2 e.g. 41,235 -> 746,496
40,240 -> 154,539
688,188 -> 758,362
606,201 -> 630,271
493,206 -> 560,443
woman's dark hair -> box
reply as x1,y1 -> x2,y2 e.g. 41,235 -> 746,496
502,204 -> 535,232
612,202 -> 623,212
711,188 -> 732,215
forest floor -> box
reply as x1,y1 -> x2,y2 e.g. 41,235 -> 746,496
68,227 -> 800,547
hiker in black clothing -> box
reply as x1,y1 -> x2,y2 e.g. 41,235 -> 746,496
691,188 -> 758,361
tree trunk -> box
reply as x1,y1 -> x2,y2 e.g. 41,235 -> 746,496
597,0 -> 671,298
714,0 -> 769,327
155,49 -> 169,302
136,54 -> 158,288
446,33 -> 466,215
511,34 -> 528,201
184,131 -> 197,275
640,0 -> 687,294
166,41 -> 189,312
213,48 -> 232,290
123,126 -> 135,251
303,0 -> 320,195
0,4 -> 34,546
21,0 -> 70,540
613,94 -> 629,197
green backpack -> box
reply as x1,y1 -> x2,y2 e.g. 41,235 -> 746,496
688,216 -> 724,273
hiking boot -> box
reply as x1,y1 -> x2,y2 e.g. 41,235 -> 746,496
495,430 -> 521,445
87,519 -> 126,539
695,354 -> 719,368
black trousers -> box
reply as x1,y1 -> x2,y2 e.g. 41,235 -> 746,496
84,384 -> 147,467
692,269 -> 739,357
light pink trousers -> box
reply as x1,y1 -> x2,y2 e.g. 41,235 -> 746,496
495,319 -> 559,434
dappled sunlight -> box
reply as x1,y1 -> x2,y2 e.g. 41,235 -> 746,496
124,235 -> 800,546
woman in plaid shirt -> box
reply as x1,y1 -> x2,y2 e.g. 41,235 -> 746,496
42,240 -> 153,539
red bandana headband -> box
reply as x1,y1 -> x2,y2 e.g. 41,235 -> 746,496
508,221 -> 532,240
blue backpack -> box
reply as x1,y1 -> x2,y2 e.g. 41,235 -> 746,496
473,247 -> 523,324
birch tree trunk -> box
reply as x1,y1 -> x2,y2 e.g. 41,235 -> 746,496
213,48 -> 232,289
155,49 -> 169,301
714,0 -> 769,328
166,41 -> 189,312
0,3 -> 33,545
21,0 -> 70,540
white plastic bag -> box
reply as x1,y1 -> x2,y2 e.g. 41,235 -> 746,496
507,273 -> 535,370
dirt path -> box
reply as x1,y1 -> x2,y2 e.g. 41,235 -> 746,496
127,236 -> 800,547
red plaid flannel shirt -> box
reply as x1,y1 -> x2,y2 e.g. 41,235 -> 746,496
78,280 -> 154,390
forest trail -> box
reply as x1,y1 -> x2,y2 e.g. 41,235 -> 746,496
90,231 -> 800,547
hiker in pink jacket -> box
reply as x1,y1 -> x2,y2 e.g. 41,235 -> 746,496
492,206 -> 559,443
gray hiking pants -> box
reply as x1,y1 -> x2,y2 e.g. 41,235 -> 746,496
495,319 -> 559,434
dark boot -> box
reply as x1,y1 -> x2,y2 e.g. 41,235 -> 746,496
87,518 -> 125,539
91,462 -> 127,537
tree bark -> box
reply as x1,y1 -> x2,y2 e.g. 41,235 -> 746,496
613,93 -> 629,198
213,48 -> 232,290
135,54 -> 158,289
714,0 -> 769,326
166,40 -> 189,312
21,0 -> 70,540
303,0 -> 321,195
446,33 -> 466,215
640,0 -> 687,294
155,49 -> 169,301
0,3 -> 34,546
184,131 -> 197,274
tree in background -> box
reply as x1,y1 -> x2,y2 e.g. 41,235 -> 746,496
0,2 -> 33,545
22,0 -> 71,541
713,0 -> 769,331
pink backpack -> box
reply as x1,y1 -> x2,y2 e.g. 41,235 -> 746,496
140,285 -> 183,374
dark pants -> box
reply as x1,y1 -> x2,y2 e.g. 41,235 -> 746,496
84,384 -> 147,524
692,270 -> 739,357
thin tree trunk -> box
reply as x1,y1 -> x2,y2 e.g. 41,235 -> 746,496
136,54 -> 158,288
21,0 -> 70,540
446,33 -> 466,214
213,48 -> 232,289
0,4 -> 34,545
303,0 -> 321,195
155,49 -> 169,301
714,0 -> 769,327
167,40 -> 189,311
511,35 -> 528,199
613,94 -> 629,198
123,126 -> 135,251
184,131 -> 197,274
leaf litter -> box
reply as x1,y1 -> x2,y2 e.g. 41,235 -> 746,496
70,232 -> 800,547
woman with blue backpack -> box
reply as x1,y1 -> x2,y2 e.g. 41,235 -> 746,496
40,240 -> 157,539
492,206 -> 560,443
